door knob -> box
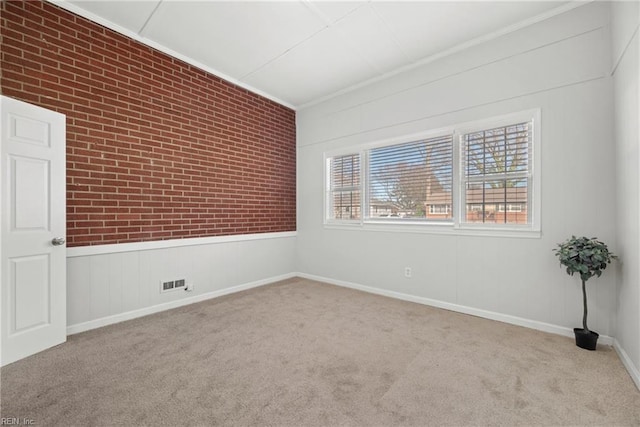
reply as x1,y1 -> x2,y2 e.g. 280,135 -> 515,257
51,237 -> 66,246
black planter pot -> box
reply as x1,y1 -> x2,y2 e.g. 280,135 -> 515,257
574,328 -> 599,350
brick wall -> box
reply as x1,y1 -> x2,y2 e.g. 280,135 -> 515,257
0,1 -> 296,247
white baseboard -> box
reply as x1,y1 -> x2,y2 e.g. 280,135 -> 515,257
614,339 -> 640,391
297,272 -> 615,346
66,270 -> 638,390
66,272 -> 296,335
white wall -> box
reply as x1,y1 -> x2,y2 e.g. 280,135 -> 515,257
66,232 -> 296,334
52,0 -> 639,390
612,1 -> 640,388
297,3 -> 618,339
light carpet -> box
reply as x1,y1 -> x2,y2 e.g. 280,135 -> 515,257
1,277 -> 639,426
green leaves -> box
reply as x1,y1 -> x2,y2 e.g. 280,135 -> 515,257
553,236 -> 616,282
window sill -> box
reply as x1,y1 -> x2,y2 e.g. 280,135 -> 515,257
324,221 -> 541,239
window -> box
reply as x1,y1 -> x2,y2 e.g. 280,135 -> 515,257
327,154 -> 361,220
324,110 -> 539,234
429,204 -> 451,215
461,121 -> 531,225
498,203 -> 524,213
368,135 -> 453,220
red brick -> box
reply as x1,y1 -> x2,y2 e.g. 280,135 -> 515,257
1,1 -> 296,247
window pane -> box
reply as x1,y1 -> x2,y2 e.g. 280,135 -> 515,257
330,154 -> 360,189
465,122 -> 530,178
332,191 -> 361,220
463,120 -> 531,225
329,154 -> 360,220
465,179 -> 528,224
368,135 -> 452,219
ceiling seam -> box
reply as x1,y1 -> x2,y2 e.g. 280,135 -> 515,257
301,0 -> 369,27
309,26 -> 605,118
239,29 -> 328,81
48,0 -> 591,110
300,0 -> 334,27
137,0 -> 164,36
240,0 -> 371,82
300,0 -> 384,74
299,1 -> 592,110
368,3 -> 412,63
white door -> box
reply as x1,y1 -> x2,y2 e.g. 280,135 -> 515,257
1,96 -> 66,366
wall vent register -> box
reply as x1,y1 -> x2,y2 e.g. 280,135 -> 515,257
161,279 -> 186,293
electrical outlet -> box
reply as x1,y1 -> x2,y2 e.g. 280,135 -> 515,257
404,267 -> 412,278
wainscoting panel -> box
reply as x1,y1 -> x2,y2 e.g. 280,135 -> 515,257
66,233 -> 296,333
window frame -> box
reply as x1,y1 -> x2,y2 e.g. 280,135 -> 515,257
365,132 -> 454,223
453,109 -> 541,234
323,109 -> 541,237
325,151 -> 363,225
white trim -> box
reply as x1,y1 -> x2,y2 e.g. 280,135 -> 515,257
451,108 -> 541,137
324,152 -> 363,225
65,270 -> 636,387
614,339 -> 640,391
298,1 -> 590,110
325,222 -> 541,239
297,272 -> 613,346
47,0 -> 295,110
67,231 -> 297,258
66,272 -> 296,335
324,126 -> 456,159
611,21 -> 640,76
48,0 -> 587,111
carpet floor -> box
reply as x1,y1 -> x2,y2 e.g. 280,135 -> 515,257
1,277 -> 639,426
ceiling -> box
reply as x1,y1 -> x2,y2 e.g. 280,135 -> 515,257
55,1 -> 574,109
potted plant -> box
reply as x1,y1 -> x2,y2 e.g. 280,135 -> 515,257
553,236 -> 616,350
